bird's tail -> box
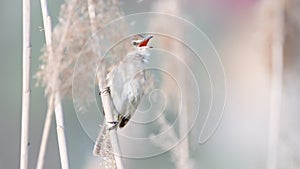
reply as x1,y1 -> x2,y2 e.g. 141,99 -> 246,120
93,120 -> 109,156
119,115 -> 131,128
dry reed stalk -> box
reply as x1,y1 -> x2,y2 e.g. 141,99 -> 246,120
36,93 -> 54,169
267,0 -> 285,169
20,0 -> 31,168
36,0 -> 126,168
54,92 -> 70,169
37,0 -> 70,168
97,74 -> 125,169
36,2 -> 54,169
149,0 -> 192,168
87,2 -> 124,167
87,0 -> 124,168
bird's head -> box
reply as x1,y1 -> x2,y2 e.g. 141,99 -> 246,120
126,34 -> 153,61
131,34 -> 153,49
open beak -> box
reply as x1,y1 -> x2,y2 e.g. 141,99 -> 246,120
138,35 -> 153,47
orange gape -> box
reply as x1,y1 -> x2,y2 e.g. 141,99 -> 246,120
138,38 -> 151,47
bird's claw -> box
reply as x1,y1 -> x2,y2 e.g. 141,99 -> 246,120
99,87 -> 111,95
107,121 -> 118,130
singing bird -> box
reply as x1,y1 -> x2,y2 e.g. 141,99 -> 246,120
93,34 -> 153,156
106,34 -> 153,128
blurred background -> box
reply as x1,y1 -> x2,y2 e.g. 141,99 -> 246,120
1,0 -> 300,169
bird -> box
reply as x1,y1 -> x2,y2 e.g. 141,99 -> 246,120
106,34 -> 153,129
93,34 -> 153,156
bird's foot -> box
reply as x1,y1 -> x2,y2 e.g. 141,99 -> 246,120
99,87 -> 111,95
106,121 -> 118,130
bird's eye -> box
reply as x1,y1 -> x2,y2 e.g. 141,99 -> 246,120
132,41 -> 138,46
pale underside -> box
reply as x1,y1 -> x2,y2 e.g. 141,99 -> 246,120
107,52 -> 147,127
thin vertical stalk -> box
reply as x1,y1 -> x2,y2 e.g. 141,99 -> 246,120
267,0 -> 285,169
149,0 -> 191,168
176,1 -> 190,167
54,92 -> 70,169
87,1 -> 124,168
37,0 -> 70,168
97,74 -> 125,169
36,94 -> 54,169
20,0 -> 31,168
36,1 -> 54,168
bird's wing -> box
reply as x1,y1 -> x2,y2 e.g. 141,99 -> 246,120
108,63 -> 127,114
123,71 -> 145,117
108,59 -> 146,120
